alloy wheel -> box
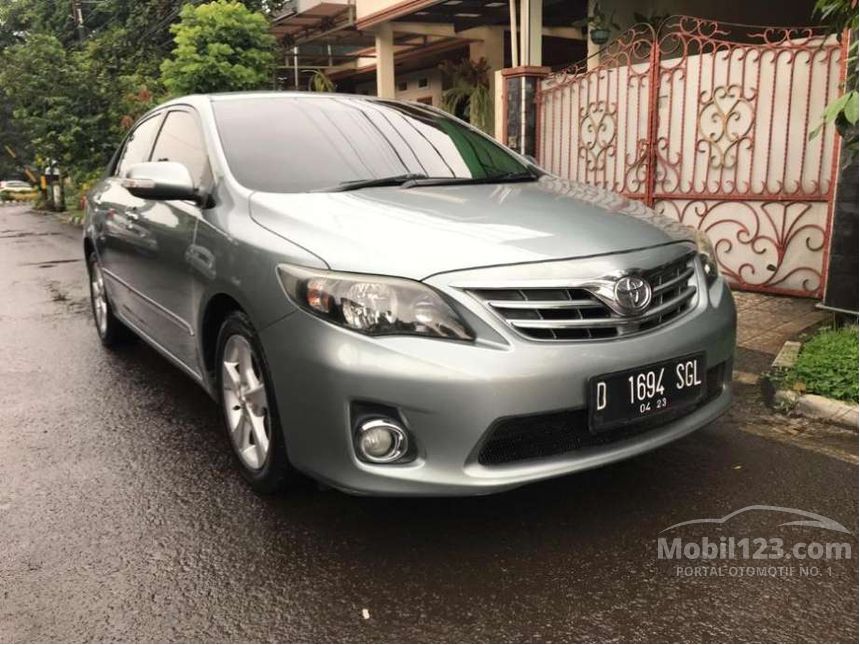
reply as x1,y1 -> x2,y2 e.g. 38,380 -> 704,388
221,334 -> 271,471
90,262 -> 108,336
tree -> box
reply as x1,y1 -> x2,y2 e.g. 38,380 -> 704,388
160,0 -> 275,96
0,34 -> 79,166
0,29 -> 160,183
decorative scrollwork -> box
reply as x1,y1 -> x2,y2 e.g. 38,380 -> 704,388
541,23 -> 656,93
579,101 -> 617,172
656,199 -> 826,296
697,84 -> 756,170
534,15 -> 843,297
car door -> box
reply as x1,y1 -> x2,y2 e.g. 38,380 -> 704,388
128,108 -> 214,372
90,111 -> 164,333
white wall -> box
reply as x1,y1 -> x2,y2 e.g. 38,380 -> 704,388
537,31 -> 843,296
355,67 -> 444,106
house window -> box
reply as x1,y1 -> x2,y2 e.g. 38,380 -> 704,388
418,77 -> 429,88
397,80 -> 408,91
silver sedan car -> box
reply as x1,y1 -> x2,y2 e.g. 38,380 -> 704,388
84,93 -> 735,496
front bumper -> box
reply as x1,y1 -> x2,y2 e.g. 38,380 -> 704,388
260,258 -> 736,496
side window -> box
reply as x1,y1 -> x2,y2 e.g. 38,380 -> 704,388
115,114 -> 162,177
150,110 -> 212,189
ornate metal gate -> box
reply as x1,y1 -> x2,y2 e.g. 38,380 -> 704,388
536,16 -> 846,297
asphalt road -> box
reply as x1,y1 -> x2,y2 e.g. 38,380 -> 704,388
0,205 -> 857,643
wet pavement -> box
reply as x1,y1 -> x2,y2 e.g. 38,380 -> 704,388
0,205 -> 857,642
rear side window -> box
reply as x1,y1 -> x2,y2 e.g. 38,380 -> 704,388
150,110 -> 211,189
115,114 -> 162,177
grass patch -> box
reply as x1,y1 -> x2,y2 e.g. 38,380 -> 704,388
785,326 -> 858,403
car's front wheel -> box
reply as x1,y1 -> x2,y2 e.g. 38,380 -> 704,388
216,312 -> 292,493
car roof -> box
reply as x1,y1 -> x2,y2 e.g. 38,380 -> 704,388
156,92 -> 391,111
206,91 -> 378,102
136,91 -> 386,123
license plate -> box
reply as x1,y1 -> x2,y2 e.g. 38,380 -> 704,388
588,353 -> 706,433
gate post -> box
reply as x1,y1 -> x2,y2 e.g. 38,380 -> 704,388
643,39 -> 661,208
500,66 -> 550,158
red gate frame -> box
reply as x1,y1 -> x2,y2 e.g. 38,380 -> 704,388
533,16 -> 848,298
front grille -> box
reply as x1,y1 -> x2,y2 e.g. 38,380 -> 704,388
476,363 -> 726,466
469,252 -> 698,341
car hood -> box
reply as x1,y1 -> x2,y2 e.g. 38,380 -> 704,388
249,176 -> 694,280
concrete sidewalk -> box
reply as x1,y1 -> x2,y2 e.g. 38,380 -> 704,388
735,291 -> 828,355
731,291 -> 829,381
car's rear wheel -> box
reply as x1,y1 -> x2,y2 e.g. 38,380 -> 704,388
87,252 -> 132,347
216,312 -> 291,493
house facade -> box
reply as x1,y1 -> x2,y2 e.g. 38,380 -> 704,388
271,1 -> 850,302
271,1 -> 820,110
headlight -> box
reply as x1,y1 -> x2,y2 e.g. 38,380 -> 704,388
277,264 -> 474,340
695,231 -> 720,284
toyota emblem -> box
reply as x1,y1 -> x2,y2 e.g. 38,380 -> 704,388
614,276 -> 652,315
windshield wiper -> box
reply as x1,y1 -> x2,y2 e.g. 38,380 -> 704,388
401,171 -> 540,189
315,173 -> 429,192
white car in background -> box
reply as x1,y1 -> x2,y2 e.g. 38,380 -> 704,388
0,179 -> 35,193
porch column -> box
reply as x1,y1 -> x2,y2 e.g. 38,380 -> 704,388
519,0 -> 543,66
587,0 -> 601,70
374,22 -> 396,98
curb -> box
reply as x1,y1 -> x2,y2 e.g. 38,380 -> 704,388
765,341 -> 858,430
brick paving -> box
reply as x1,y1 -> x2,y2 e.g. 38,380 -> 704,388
734,291 -> 828,355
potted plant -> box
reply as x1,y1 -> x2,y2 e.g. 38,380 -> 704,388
573,2 -> 620,46
439,57 -> 492,133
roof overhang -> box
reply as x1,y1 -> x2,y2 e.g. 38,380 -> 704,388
356,0 -> 445,31
271,1 -> 356,46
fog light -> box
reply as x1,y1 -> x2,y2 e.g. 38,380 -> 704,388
355,418 -> 408,463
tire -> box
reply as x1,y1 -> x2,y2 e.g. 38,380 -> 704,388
87,252 -> 133,348
215,311 -> 292,494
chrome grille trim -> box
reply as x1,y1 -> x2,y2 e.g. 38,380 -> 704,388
653,266 -> 694,295
485,298 -> 604,310
508,286 -> 696,329
467,252 -> 699,341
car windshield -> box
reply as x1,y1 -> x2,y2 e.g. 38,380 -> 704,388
212,95 -> 534,193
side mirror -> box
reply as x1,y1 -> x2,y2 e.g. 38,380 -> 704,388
122,161 -> 198,202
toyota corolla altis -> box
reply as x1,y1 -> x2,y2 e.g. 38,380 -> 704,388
84,93 -> 736,496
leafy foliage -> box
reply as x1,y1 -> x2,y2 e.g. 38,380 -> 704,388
0,1 -> 274,183
0,30 -> 160,182
440,58 -> 492,133
810,0 -> 858,154
308,69 -> 335,92
0,35 -> 80,166
786,327 -> 859,402
160,0 -> 276,95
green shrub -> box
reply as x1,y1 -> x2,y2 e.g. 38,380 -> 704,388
160,1 -> 275,96
786,326 -> 859,402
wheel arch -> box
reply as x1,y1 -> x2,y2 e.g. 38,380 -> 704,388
83,236 -> 95,261
199,292 -> 249,380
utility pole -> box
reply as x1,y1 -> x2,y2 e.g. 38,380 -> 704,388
71,0 -> 86,42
